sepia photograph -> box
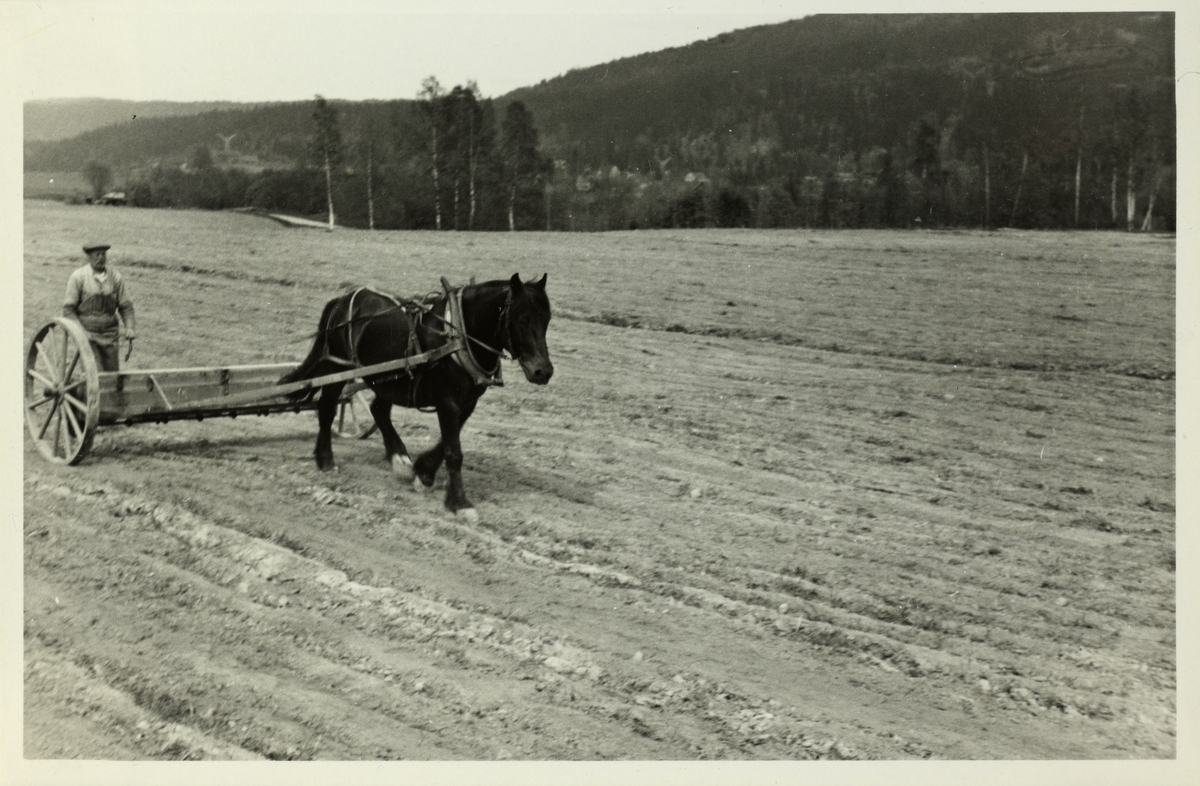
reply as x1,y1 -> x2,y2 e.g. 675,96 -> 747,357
5,1 -> 1194,783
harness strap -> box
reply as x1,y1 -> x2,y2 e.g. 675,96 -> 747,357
320,281 -> 510,391
345,288 -> 363,366
345,286 -> 408,366
443,283 -> 505,388
316,354 -> 359,368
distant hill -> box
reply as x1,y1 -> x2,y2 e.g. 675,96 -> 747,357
500,12 -> 1174,176
24,98 -> 262,142
22,101 -> 413,173
494,12 -> 1174,230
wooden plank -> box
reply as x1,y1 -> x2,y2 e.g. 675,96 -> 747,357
98,363 -> 297,419
175,344 -> 457,412
99,399 -> 321,427
98,343 -> 458,420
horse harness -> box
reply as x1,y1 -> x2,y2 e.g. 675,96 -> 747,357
319,281 -> 511,405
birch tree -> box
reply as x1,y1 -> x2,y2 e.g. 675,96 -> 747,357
1008,151 -> 1029,229
1114,87 -> 1148,232
311,95 -> 343,231
348,120 -> 377,231
464,82 -> 482,230
419,77 -> 447,230
1073,108 -> 1084,228
364,137 -> 376,230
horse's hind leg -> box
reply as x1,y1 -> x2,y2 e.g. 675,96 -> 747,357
369,395 -> 414,482
314,382 -> 345,470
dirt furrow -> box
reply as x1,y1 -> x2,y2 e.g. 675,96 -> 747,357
24,208 -> 1175,761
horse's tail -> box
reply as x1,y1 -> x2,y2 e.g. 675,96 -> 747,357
278,296 -> 343,401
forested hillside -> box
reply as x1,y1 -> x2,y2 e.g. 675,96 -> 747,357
25,101 -> 351,171
505,12 -> 1175,231
24,12 -> 1175,232
24,98 -> 259,142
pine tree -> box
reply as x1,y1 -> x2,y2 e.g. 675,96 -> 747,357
501,101 -> 550,231
82,160 -> 113,200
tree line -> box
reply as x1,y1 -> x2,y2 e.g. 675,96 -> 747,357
60,66 -> 1177,233
544,76 -> 1174,233
89,84 -> 553,232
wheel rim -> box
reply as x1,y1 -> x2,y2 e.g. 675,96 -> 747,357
25,318 -> 100,464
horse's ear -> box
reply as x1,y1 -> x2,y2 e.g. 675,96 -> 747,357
531,273 -> 547,290
510,273 -> 523,293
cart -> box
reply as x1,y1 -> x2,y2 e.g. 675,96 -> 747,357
23,317 -> 456,465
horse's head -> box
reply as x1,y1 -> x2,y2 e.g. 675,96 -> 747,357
506,273 -> 554,385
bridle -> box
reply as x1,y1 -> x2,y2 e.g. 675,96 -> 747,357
468,286 -> 517,361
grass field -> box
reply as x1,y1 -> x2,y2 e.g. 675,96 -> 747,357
22,199 -> 1177,763
23,200 -> 1174,377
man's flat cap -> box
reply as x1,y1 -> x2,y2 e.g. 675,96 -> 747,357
83,242 -> 111,253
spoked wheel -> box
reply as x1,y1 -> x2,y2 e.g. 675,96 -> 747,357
334,386 -> 378,440
24,318 -> 101,465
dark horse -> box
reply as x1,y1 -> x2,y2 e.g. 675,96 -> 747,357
280,274 -> 553,520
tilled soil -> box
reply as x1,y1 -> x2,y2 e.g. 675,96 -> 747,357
21,203 -> 1175,763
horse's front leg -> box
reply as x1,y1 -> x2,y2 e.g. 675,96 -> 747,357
314,382 -> 345,471
411,439 -> 444,492
438,402 -> 473,518
415,396 -> 478,518
369,394 -> 414,481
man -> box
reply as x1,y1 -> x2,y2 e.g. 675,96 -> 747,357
63,242 -> 136,372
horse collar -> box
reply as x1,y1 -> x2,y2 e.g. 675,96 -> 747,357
500,288 -> 516,359
448,286 -> 506,387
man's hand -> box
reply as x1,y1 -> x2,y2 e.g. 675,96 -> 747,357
124,335 -> 135,361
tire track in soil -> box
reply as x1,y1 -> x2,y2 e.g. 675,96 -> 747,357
25,317 -> 1175,760
24,472 -> 908,759
24,211 -> 1175,760
25,318 -> 1175,761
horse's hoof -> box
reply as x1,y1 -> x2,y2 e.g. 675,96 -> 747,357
413,476 -> 432,493
456,507 -> 479,523
392,455 -> 414,481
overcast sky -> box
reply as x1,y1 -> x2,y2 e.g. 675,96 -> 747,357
9,0 -> 813,103
11,1 -> 1189,104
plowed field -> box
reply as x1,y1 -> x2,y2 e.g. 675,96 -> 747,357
19,200 -> 1176,767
